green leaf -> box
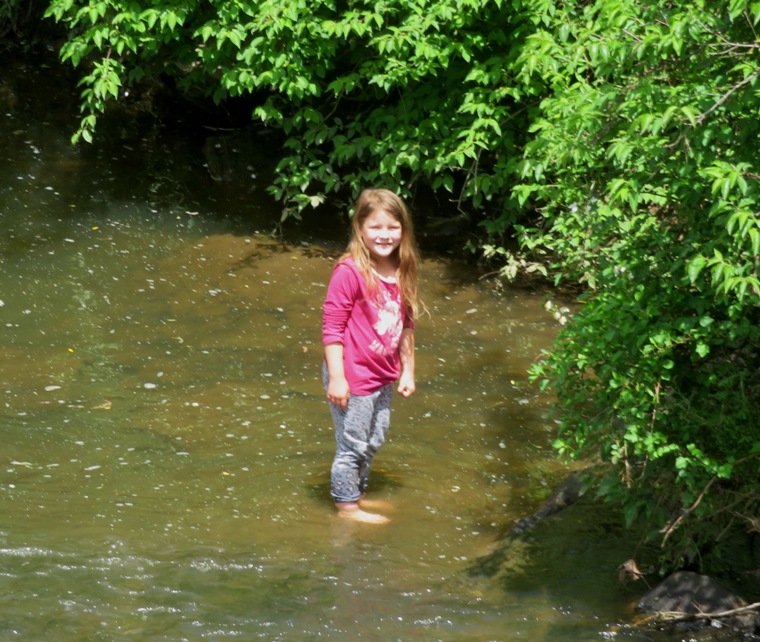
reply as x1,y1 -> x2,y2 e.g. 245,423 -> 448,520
687,255 -> 707,283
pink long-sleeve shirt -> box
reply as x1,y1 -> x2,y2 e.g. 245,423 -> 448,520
323,257 -> 414,395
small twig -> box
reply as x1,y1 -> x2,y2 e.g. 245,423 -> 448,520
621,28 -> 643,43
457,149 -> 482,215
693,17 -> 760,54
660,476 -> 717,544
696,71 -> 760,125
660,452 -> 760,544
734,511 -> 760,533
658,601 -> 760,624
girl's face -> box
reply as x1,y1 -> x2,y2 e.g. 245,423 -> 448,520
360,208 -> 403,265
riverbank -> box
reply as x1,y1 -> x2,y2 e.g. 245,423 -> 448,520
472,472 -> 760,640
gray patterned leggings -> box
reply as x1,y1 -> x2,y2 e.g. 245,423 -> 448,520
324,366 -> 394,503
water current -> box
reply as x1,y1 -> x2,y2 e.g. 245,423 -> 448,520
0,53 -> 672,641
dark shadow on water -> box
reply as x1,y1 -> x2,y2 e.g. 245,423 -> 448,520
465,495 -> 707,641
228,239 -> 342,274
2,47 -> 481,261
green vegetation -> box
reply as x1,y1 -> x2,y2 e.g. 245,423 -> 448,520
26,0 -> 760,570
520,0 -> 760,571
41,0 -> 540,224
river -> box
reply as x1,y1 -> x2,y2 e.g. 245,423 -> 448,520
0,52 -> 677,641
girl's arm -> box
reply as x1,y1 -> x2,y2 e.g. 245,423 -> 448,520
324,342 -> 350,410
323,263 -> 357,411
397,328 -> 415,398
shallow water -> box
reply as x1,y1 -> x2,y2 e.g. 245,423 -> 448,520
0,53 -> 665,641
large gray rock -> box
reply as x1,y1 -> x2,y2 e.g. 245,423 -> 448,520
637,570 -> 758,634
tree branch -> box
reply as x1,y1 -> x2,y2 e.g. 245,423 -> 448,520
696,71 -> 760,125
657,601 -> 760,624
660,475 -> 717,544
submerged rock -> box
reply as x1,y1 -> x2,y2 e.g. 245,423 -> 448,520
508,471 -> 584,536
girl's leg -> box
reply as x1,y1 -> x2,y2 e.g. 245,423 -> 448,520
329,392 -> 376,503
325,379 -> 391,523
357,383 -> 393,496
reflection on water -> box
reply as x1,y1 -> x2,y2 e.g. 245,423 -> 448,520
0,54 -> 649,641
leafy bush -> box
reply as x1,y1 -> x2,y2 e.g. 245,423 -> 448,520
43,0 -> 545,224
520,0 -> 760,568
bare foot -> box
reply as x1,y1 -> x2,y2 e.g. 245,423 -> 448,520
336,502 -> 390,525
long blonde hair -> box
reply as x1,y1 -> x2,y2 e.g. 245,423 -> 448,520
341,188 -> 422,318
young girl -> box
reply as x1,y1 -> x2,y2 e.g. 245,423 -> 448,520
322,188 -> 421,524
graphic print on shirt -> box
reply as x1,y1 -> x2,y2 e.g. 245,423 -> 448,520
369,287 -> 403,356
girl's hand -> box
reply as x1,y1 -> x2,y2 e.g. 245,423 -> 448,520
327,376 -> 350,410
397,371 -> 415,398
324,343 -> 349,410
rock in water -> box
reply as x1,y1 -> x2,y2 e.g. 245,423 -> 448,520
637,570 -> 757,633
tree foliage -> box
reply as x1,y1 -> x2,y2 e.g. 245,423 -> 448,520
520,0 -> 760,568
43,0 -> 544,222
43,0 -> 760,570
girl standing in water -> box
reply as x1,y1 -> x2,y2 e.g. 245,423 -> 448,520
322,188 -> 421,524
